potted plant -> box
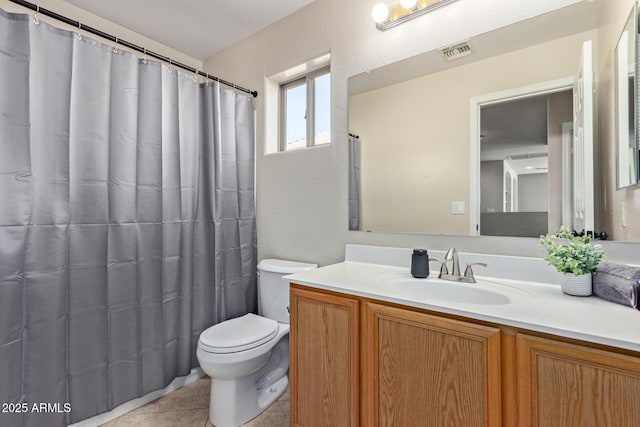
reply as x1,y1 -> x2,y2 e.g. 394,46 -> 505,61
539,226 -> 605,296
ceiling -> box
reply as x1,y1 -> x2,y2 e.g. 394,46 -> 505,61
63,0 -> 316,61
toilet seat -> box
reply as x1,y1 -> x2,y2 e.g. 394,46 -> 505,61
199,313 -> 278,354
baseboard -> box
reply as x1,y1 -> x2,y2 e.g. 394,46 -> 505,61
67,368 -> 205,427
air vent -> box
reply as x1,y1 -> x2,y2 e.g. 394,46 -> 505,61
507,152 -> 548,160
440,41 -> 471,61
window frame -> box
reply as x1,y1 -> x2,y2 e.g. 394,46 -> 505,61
279,66 -> 331,151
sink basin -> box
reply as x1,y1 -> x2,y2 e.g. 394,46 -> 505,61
376,273 -> 535,305
383,277 -> 515,305
370,273 -> 536,307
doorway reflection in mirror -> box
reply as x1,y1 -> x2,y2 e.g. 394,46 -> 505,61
479,91 -> 572,237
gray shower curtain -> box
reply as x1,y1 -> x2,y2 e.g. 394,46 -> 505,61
348,135 -> 361,231
0,9 -> 256,427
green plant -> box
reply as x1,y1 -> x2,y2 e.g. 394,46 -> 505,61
539,226 -> 605,276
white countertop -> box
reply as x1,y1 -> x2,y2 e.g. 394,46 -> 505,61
286,260 -> 640,353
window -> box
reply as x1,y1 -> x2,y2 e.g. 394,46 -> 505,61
280,67 -> 331,151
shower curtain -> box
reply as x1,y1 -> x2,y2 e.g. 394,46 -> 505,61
0,9 -> 256,427
348,135 -> 361,231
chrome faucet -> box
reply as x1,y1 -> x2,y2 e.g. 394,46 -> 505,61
431,248 -> 487,283
444,248 -> 461,277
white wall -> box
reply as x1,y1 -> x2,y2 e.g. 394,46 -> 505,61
547,91 -> 573,232
518,173 -> 548,212
481,161 -> 504,213
203,0 -> 639,266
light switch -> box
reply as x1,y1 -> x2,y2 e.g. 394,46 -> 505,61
452,201 -> 466,215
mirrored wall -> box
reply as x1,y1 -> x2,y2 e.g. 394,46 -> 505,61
347,1 -> 637,241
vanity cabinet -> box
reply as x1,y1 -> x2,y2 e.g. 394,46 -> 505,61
290,284 -> 640,427
289,286 -> 360,427
362,302 -> 502,427
516,333 -> 640,426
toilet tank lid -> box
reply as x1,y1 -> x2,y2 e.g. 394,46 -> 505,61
257,259 -> 318,274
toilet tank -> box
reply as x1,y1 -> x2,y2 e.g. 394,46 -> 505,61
257,259 -> 317,324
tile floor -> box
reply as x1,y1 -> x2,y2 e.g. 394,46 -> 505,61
99,377 -> 289,427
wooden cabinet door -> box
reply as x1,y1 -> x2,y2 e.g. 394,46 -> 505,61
289,286 -> 359,427
363,303 -> 502,427
517,333 -> 640,427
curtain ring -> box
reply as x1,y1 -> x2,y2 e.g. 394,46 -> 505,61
33,5 -> 40,25
168,59 -> 173,73
76,22 -> 82,40
113,37 -> 119,54
142,48 -> 148,64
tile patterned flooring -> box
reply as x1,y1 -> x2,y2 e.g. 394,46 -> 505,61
99,377 -> 289,427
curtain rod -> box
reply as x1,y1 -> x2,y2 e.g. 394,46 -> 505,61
8,0 -> 258,98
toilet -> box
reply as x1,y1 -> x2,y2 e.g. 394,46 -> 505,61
196,259 -> 317,427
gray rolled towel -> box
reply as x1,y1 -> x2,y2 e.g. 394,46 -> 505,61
593,262 -> 640,310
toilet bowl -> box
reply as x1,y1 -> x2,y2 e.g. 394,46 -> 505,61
197,259 -> 317,427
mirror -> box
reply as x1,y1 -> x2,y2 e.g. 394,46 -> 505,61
616,2 -> 639,189
348,1 -> 603,238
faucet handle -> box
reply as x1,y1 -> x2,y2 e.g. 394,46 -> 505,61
429,258 -> 448,277
464,262 -> 487,283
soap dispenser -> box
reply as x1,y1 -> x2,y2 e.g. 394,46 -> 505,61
411,249 -> 430,278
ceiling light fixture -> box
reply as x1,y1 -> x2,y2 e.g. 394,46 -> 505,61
400,0 -> 418,9
371,3 -> 390,23
372,0 -> 459,31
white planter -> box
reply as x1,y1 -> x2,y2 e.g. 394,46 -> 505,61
560,273 -> 592,296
